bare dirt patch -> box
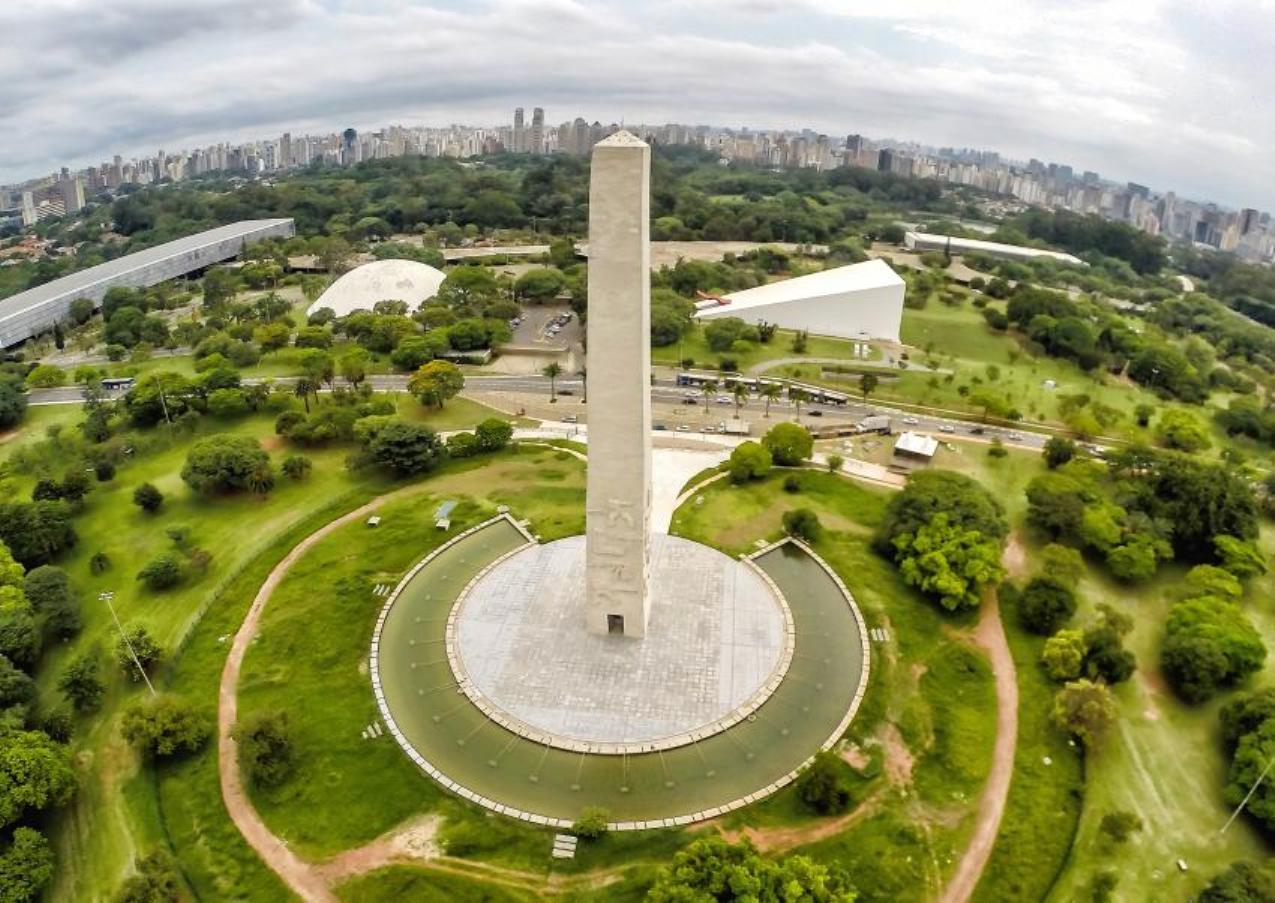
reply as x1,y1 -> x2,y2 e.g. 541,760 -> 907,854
315,815 -> 441,883
840,743 -> 870,770
877,722 -> 916,786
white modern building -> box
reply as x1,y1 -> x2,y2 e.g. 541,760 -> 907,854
695,258 -> 904,343
307,259 -> 446,318
903,231 -> 1085,266
0,218 -> 294,348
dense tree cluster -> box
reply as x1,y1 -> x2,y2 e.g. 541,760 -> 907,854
876,471 -> 1007,613
647,836 -> 856,902
1007,208 -> 1167,274
1220,690 -> 1275,836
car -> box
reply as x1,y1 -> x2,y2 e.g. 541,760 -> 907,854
558,389 -> 574,396
807,409 -> 823,417
969,426 -> 986,435
681,398 -> 698,405
562,414 -> 578,423
1007,432 -> 1023,441
676,424 -> 690,432
683,390 -> 698,398
939,424 -> 955,433
653,423 -> 667,430
703,425 -> 717,433
902,416 -> 920,425
715,395 -> 732,404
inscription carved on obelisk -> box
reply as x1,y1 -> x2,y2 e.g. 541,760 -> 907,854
584,131 -> 652,638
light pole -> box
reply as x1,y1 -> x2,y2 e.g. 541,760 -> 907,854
101,591 -> 156,696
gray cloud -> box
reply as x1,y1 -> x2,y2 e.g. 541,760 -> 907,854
0,0 -> 1269,210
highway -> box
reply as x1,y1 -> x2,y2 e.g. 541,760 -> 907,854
24,372 -> 1052,451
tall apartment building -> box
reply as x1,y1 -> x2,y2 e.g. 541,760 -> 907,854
530,107 -> 545,155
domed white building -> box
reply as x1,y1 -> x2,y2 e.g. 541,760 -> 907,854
307,259 -> 446,318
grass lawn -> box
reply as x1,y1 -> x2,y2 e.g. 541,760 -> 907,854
673,471 -> 998,901
236,447 -> 586,857
651,323 -> 871,372
0,394 -> 523,900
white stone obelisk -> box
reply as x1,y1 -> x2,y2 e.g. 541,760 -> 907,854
584,131 -> 652,638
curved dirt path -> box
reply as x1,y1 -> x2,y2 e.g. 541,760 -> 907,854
218,489 -> 420,902
937,574 -> 1019,902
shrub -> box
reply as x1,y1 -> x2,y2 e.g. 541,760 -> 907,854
1162,596 -> 1266,703
1043,436 -> 1076,469
132,483 -> 163,514
94,460 -> 116,482
826,454 -> 844,473
121,695 -> 211,758
783,474 -> 801,493
367,421 -> 444,476
281,455 -> 312,480
475,418 -> 514,452
1198,862 -> 1275,903
233,710 -> 294,788
571,807 -> 610,841
782,508 -> 822,543
1098,810 -> 1143,846
796,751 -> 853,815
137,553 -> 184,591
1051,679 -> 1116,748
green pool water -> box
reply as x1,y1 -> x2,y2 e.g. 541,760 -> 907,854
374,523 -> 867,826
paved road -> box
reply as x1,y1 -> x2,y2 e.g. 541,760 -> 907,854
26,373 -> 1051,451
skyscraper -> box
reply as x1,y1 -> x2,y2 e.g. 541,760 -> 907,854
513,108 -> 525,153
530,107 -> 545,155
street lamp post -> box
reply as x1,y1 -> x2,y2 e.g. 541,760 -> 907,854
100,591 -> 157,696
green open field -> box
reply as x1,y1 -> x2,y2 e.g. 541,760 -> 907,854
0,395 -> 520,900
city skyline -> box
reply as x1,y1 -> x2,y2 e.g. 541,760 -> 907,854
1,1 -> 1271,211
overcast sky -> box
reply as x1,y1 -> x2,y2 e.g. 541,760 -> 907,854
1,0 -> 1270,210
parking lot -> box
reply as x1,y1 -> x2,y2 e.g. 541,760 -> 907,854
509,304 -> 581,348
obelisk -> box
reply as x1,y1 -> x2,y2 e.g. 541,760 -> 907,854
584,131 -> 652,638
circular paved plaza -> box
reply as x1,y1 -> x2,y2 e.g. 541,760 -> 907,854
448,533 -> 793,753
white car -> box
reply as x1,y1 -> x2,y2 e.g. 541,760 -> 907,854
1007,432 -> 1023,441
716,395 -> 733,404
683,390 -> 698,399
676,424 -> 690,432
939,424 -> 955,433
902,416 -> 920,426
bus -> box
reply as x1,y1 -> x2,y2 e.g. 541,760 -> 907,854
101,377 -> 135,392
786,380 -> 851,406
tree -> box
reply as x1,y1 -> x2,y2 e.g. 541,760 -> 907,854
1155,409 -> 1211,452
783,508 -> 823,543
1162,596 -> 1266,703
728,442 -> 772,484
858,372 -> 878,401
877,470 -> 1007,557
796,751 -> 853,815
0,828 -> 55,903
116,626 -> 162,683
762,422 -> 813,466
24,566 -> 79,640
1214,535 -> 1268,580
1198,862 -> 1275,903
704,318 -> 751,352
58,651 -> 104,713
0,502 -> 76,569
233,710 -> 293,788
513,267 -> 566,302
1018,576 -> 1077,635
475,418 -> 514,452
1042,629 -> 1088,681
542,362 -> 563,403
0,378 -> 27,431
181,436 -> 273,495
0,731 -> 75,827
137,553 -> 184,591
408,360 -> 465,409
571,807 -> 610,841
1185,565 -> 1244,602
1097,810 -> 1143,846
894,513 -> 1004,612
367,421 -> 444,476
0,656 -> 34,711
827,454 -> 844,473
1052,679 -> 1116,748
1043,436 -> 1076,469
0,597 -> 39,670
337,348 -> 369,388
1083,623 -> 1136,685
1039,543 -> 1085,589
24,365 -> 66,390
648,836 -> 855,903
113,849 -> 183,903
121,695 -> 212,759
759,383 -> 781,418
132,483 -> 163,514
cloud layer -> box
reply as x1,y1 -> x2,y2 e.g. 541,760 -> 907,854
1,0 -> 1269,209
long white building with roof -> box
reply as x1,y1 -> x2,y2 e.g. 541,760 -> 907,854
695,258 -> 905,343
0,218 -> 294,347
904,230 -> 1085,265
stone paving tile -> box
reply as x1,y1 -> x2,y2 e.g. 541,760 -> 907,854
454,534 -> 786,746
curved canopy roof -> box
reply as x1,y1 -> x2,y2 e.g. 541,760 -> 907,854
308,258 -> 445,317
